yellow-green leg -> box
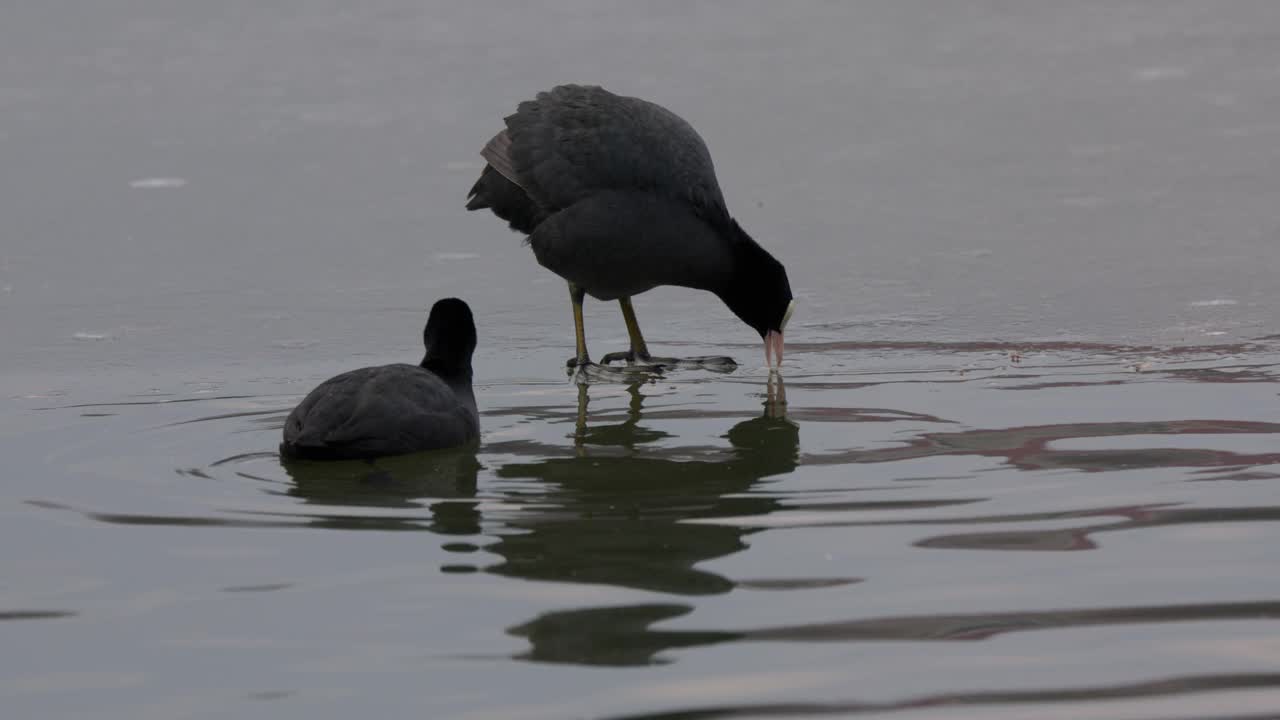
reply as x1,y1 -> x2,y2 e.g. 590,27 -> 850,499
601,297 -> 653,365
619,297 -> 650,359
600,296 -> 737,372
566,283 -> 590,368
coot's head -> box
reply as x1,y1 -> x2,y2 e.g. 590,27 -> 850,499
422,298 -> 477,376
722,223 -> 795,370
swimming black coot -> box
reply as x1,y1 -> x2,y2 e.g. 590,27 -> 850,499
466,84 -> 794,375
279,298 -> 479,460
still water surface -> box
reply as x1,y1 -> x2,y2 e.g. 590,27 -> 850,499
3,2 -> 1280,718
5,341 -> 1280,718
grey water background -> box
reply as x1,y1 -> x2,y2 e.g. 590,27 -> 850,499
3,2 -> 1280,718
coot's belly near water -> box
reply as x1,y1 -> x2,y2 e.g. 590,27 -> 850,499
528,191 -> 731,301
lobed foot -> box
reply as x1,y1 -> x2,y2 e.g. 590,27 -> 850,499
666,355 -> 738,373
599,350 -> 669,369
566,357 -> 662,385
600,351 -> 737,374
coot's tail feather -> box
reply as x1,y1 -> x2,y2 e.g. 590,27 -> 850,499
465,164 -> 546,236
464,170 -> 492,211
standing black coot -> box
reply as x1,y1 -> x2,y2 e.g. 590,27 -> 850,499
466,84 -> 795,376
279,298 -> 479,460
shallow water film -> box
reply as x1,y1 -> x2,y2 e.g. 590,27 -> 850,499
3,3 -> 1280,719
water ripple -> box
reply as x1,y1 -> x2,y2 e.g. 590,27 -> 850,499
608,672 -> 1280,719
507,599 -> 1280,667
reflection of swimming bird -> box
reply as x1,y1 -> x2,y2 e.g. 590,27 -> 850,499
278,448 -> 483,535
279,449 -> 480,509
279,298 -> 479,460
466,84 -> 795,378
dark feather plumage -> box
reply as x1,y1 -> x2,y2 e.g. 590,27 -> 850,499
466,84 -> 793,351
280,365 -> 477,460
280,298 -> 479,460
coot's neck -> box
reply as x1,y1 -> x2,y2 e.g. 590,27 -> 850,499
711,219 -> 779,328
421,356 -> 477,413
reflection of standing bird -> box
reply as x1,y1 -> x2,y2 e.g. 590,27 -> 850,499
489,377 -> 798,600
466,85 -> 795,377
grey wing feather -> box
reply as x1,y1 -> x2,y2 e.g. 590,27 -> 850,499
483,85 -> 730,221
282,369 -> 370,447
480,130 -> 519,187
